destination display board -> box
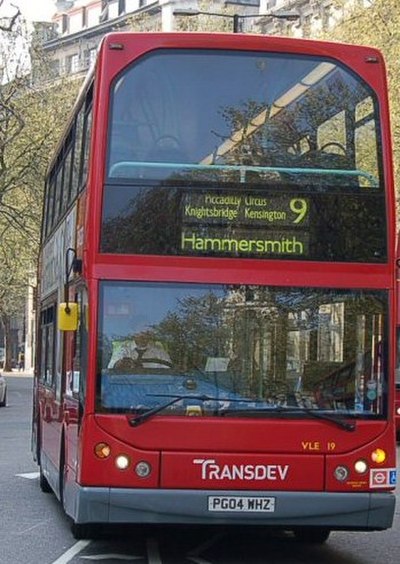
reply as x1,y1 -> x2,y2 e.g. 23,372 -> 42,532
181,192 -> 310,258
101,184 -> 387,263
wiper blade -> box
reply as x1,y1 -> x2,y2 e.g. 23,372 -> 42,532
219,405 -> 355,432
128,393 -> 243,427
128,395 -> 355,432
270,406 -> 356,432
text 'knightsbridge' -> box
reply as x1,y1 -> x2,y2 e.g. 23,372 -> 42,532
181,232 -> 306,255
193,459 -> 289,481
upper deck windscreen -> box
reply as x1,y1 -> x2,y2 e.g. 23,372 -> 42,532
103,49 -> 386,262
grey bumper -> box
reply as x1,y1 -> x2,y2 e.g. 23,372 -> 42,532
66,484 -> 396,530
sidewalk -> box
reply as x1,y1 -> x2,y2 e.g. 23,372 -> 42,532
1,369 -> 33,377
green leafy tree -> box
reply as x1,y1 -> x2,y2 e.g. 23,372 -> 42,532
0,17 -> 80,369
0,223 -> 33,369
321,0 -> 400,211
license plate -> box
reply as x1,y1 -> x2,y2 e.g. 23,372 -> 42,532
208,495 -> 275,513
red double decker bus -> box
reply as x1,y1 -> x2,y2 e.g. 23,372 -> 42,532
32,32 -> 397,541
396,236 -> 400,439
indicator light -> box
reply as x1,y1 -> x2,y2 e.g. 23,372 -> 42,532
135,461 -> 152,478
94,442 -> 111,459
115,455 -> 130,470
396,407 -> 400,415
354,459 -> 368,474
371,448 -> 386,464
334,465 -> 349,482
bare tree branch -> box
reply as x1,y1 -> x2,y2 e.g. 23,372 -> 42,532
0,1 -> 21,32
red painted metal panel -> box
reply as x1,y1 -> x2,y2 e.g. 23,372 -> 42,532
161,452 -> 323,491
77,415 -> 160,488
94,415 -> 388,455
325,424 -> 396,492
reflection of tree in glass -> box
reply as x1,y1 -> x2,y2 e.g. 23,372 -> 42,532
216,100 -> 267,165
102,187 -> 181,253
151,292 -> 231,374
98,333 -> 113,369
212,98 -> 300,174
207,80 -> 361,182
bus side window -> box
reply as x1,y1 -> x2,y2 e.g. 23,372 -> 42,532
40,305 -> 56,387
355,97 -> 379,187
70,107 -> 84,201
69,289 -> 89,403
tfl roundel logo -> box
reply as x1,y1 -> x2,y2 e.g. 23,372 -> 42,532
370,469 -> 397,488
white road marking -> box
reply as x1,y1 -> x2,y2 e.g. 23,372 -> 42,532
16,521 -> 47,535
16,472 -> 40,479
50,540 -> 91,564
146,537 -> 162,564
81,554 -> 142,561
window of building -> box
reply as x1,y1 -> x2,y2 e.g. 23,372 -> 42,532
109,0 -> 119,19
321,4 -> 332,30
89,48 -> 97,66
67,53 -> 80,74
87,5 -> 101,27
62,13 -> 68,33
49,59 -> 60,78
69,11 -> 83,33
126,0 -> 139,12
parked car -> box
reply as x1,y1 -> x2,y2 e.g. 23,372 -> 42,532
0,374 -> 7,407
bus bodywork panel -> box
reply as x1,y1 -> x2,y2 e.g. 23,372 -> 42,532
64,483 -> 395,530
74,415 -> 396,494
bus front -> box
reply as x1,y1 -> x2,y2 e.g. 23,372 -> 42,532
78,33 -> 397,540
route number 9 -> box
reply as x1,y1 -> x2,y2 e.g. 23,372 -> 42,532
290,198 -> 308,224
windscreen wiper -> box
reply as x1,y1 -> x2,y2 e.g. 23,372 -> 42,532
128,396 -> 356,431
228,405 -> 356,432
128,393 -> 245,427
276,406 -> 355,431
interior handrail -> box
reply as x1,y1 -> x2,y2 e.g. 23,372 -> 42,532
109,161 -> 378,187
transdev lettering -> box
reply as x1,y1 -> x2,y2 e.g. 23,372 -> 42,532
193,459 -> 289,481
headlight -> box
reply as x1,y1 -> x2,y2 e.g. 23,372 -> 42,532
354,459 -> 368,474
115,455 -> 130,470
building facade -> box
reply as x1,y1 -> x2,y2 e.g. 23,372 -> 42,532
33,1 -> 365,84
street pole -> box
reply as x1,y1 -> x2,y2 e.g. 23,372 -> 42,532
233,13 -> 240,33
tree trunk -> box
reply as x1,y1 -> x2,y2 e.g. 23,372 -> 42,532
1,313 -> 13,372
